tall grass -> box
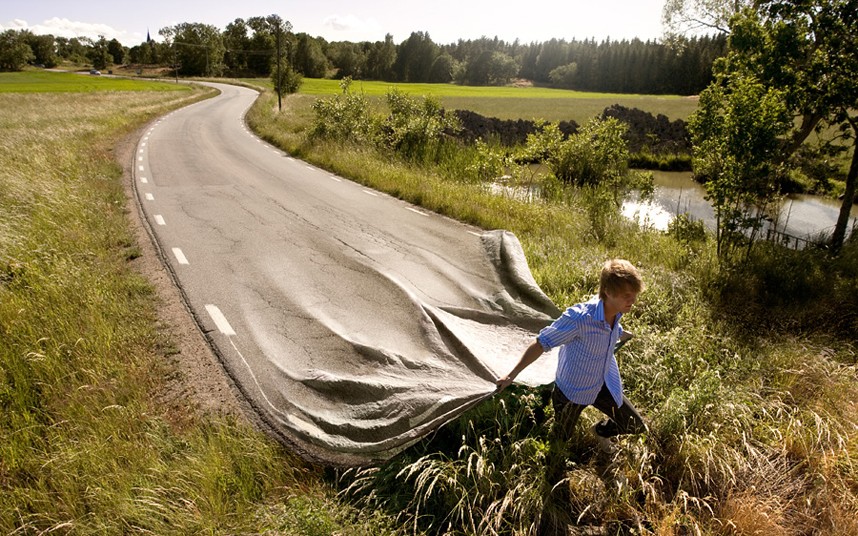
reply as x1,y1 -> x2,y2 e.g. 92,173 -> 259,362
0,86 -> 397,534
248,88 -> 858,534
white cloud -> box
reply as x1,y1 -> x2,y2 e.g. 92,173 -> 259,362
321,14 -> 382,40
2,17 -> 144,47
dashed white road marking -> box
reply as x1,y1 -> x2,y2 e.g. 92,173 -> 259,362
205,304 -> 236,336
362,189 -> 378,197
171,248 -> 189,265
145,193 -> 154,201
138,165 -> 145,171
138,156 -> 143,161
406,207 -> 427,216
467,231 -> 482,237
140,177 -> 148,184
154,215 -> 166,226
329,176 -> 342,182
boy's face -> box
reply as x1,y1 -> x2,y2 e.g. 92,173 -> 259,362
604,286 -> 640,314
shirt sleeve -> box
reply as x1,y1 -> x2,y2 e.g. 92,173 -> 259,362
536,308 -> 581,352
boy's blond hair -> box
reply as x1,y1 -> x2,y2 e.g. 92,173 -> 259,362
599,259 -> 644,299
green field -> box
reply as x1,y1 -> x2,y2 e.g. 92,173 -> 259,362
242,77 -> 699,123
0,70 -> 190,93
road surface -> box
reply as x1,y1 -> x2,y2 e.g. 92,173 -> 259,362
133,82 -> 560,465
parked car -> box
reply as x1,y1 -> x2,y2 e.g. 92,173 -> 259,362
89,69 -> 101,75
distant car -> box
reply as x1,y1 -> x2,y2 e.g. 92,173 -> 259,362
89,69 -> 101,75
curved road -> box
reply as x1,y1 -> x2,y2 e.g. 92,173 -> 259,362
133,83 -> 559,465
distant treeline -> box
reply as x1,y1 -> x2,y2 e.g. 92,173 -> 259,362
2,17 -> 725,95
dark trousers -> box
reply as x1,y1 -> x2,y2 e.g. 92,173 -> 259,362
551,383 -> 646,440
540,385 -> 646,535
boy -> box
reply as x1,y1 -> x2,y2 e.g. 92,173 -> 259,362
496,259 -> 647,454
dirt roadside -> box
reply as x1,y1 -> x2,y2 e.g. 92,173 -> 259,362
116,121 -> 249,422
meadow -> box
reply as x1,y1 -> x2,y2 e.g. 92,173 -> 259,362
0,70 -> 185,93
245,76 -> 699,123
2,70 -> 856,534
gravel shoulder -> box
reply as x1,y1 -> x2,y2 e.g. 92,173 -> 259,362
117,122 -> 250,422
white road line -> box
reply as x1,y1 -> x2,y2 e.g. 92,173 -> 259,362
362,189 -> 378,197
305,165 -> 315,171
138,165 -> 144,171
141,142 -> 146,147
329,176 -> 342,182
205,304 -> 236,336
145,193 -> 154,201
467,231 -> 482,237
171,248 -> 189,265
140,177 -> 148,184
154,215 -> 166,226
138,156 -> 143,161
406,207 -> 427,216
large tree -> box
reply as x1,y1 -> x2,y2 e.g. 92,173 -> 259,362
160,22 -> 226,77
0,30 -> 34,71
685,0 -> 858,253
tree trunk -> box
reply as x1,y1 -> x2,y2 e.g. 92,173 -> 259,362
831,135 -> 857,253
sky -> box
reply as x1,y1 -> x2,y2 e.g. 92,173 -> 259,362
1,0 -> 669,48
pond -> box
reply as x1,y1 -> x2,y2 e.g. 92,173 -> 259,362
622,171 -> 858,241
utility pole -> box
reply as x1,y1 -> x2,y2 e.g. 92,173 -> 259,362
275,21 -> 282,111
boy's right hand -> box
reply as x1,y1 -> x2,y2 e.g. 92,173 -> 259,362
495,375 -> 514,393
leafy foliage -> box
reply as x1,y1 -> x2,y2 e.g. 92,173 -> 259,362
689,70 -> 791,259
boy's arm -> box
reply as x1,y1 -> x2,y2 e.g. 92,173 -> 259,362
495,339 -> 544,393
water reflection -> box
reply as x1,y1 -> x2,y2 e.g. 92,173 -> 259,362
622,171 -> 857,239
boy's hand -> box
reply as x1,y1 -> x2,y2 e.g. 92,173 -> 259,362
495,375 -> 515,393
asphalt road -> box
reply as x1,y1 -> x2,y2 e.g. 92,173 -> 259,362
133,82 -> 559,465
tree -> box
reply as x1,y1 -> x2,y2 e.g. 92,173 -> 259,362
223,18 -> 251,75
695,1 -> 858,252
364,34 -> 396,80
160,23 -> 225,77
662,0 -> 752,38
0,30 -> 34,71
393,32 -> 439,82
689,72 -> 791,258
89,36 -> 111,70
548,63 -> 578,88
294,33 -> 328,78
245,16 -> 277,76
24,32 -> 57,67
107,38 -> 125,65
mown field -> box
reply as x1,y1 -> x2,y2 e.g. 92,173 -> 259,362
244,76 -> 699,124
0,70 -> 184,93
2,69 -> 857,535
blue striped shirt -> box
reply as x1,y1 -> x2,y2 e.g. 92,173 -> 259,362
536,296 -> 624,406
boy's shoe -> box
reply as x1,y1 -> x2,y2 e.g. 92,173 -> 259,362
591,425 -> 617,454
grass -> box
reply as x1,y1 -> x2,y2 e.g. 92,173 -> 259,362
243,76 -> 700,123
0,70 -> 188,93
247,87 -> 858,534
0,75 -> 397,534
4,71 -> 856,534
